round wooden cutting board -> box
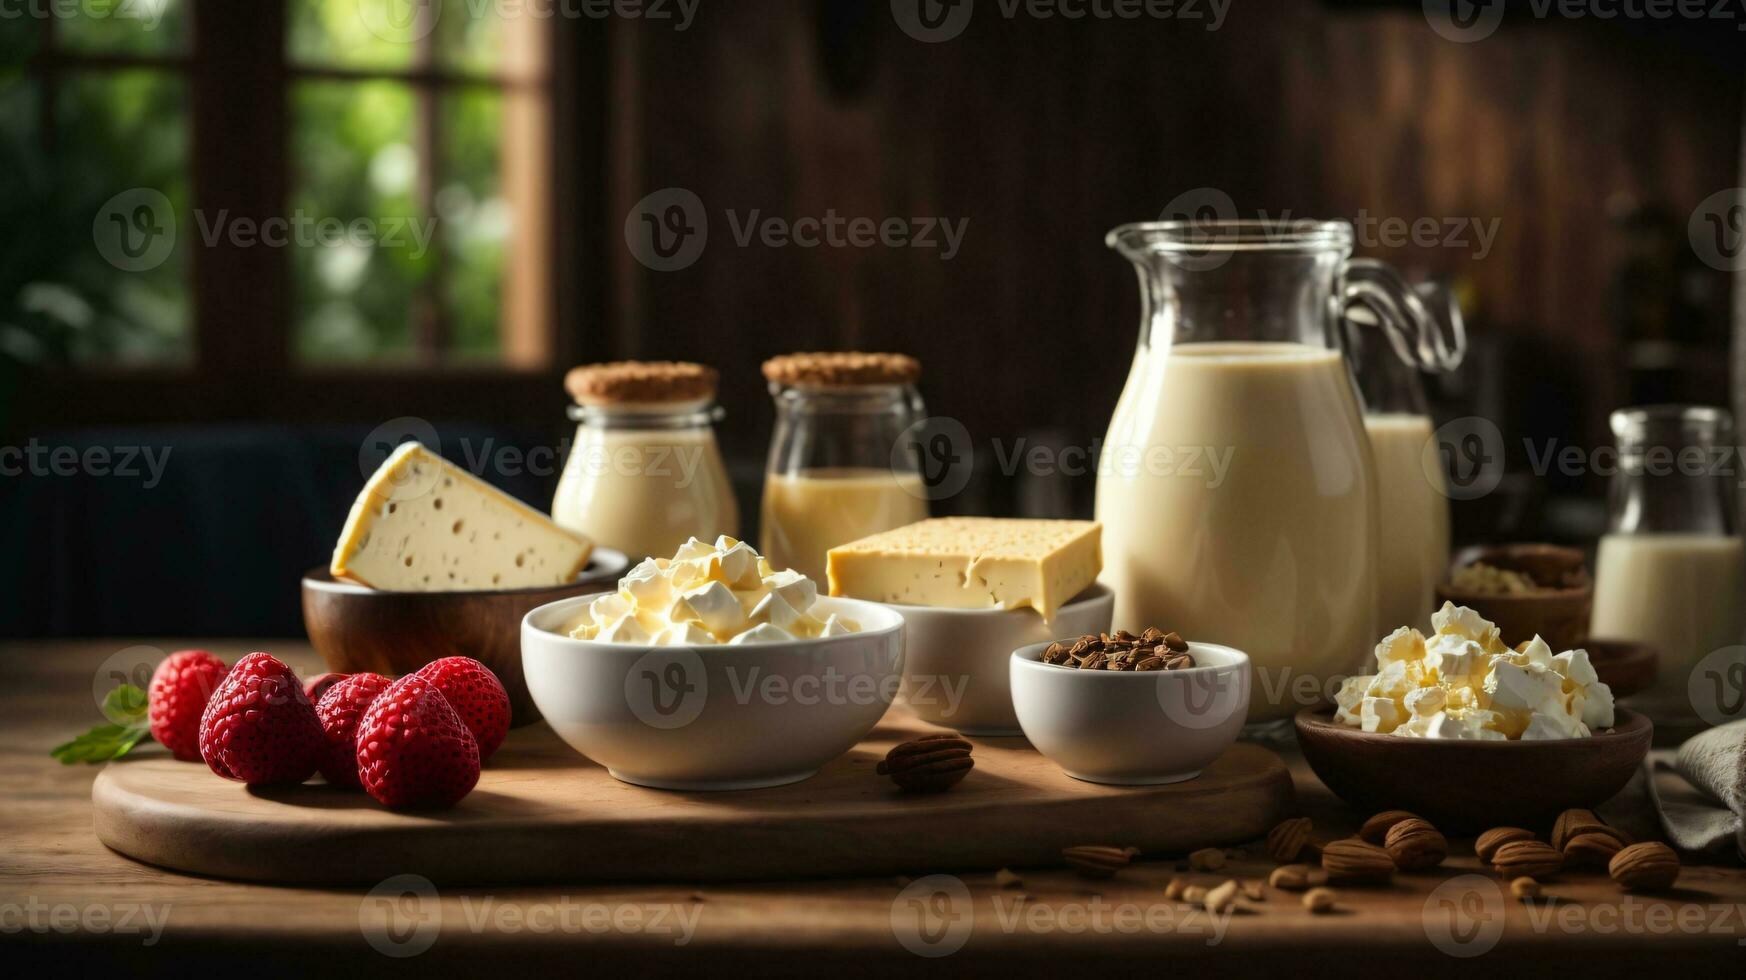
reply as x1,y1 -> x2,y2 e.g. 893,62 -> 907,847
93,710 -> 1292,885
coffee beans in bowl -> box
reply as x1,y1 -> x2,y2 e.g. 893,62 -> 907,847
1041,628 -> 1196,672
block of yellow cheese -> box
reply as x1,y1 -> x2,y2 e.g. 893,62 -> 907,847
826,517 -> 1101,622
332,442 -> 593,591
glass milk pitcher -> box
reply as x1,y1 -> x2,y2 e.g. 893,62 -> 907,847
1591,406 -> 1746,729
1096,220 -> 1461,724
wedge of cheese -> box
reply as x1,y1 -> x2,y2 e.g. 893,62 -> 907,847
332,442 -> 593,591
826,517 -> 1101,622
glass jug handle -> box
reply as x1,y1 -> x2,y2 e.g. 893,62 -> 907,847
1343,258 -> 1467,374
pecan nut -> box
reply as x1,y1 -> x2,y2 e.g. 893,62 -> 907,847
875,734 -> 973,792
1608,842 -> 1680,892
1266,817 -> 1314,863
1475,827 -> 1537,864
1492,840 -> 1564,879
1063,844 -> 1139,879
1320,838 -> 1395,883
1358,809 -> 1419,845
1384,817 -> 1448,870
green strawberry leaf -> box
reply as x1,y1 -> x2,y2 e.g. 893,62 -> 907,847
102,683 -> 149,726
51,723 -> 150,765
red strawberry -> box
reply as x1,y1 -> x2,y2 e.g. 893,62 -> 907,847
414,657 -> 511,762
148,650 -> 229,761
197,652 -> 324,785
314,673 -> 393,789
303,672 -> 349,703
356,674 -> 480,809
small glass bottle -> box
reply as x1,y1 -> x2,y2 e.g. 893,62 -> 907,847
1346,289 -> 1461,633
1591,406 -> 1746,728
552,362 -> 739,561
759,353 -> 930,584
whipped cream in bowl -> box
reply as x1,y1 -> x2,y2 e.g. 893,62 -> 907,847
1295,602 -> 1651,830
522,536 -> 904,791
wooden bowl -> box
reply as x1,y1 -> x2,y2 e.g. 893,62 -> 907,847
1586,638 -> 1659,700
301,548 -> 628,726
1294,707 -> 1651,832
1438,543 -> 1593,650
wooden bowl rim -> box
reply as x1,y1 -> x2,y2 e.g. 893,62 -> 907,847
1442,542 -> 1594,600
1294,705 -> 1651,747
302,547 -> 628,599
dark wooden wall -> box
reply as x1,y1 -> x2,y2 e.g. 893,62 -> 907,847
595,1 -> 1743,485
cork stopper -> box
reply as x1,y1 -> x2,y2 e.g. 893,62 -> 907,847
761,352 -> 922,387
564,361 -> 719,406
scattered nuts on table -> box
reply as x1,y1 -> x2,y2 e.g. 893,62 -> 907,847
1182,886 -> 1208,904
1241,880 -> 1266,902
1476,827 -> 1537,864
1608,842 -> 1681,892
1188,847 -> 1226,871
1359,810 -> 1419,845
1164,877 -> 1187,901
875,734 -> 974,792
1384,818 -> 1448,870
1510,876 -> 1542,900
1267,817 -> 1313,863
1063,844 -> 1139,879
1302,887 -> 1338,913
1492,840 -> 1564,879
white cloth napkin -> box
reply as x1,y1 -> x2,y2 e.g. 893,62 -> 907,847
1638,719 -> 1746,861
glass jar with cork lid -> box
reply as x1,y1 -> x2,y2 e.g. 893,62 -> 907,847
552,361 -> 739,561
759,352 -> 930,584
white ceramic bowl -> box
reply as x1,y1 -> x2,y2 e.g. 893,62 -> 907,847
879,584 -> 1114,736
521,593 -> 905,791
1010,639 -> 1251,784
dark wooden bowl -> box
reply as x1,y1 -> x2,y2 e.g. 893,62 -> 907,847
1438,543 -> 1593,651
301,549 -> 627,726
1294,707 -> 1651,832
1586,638 -> 1659,700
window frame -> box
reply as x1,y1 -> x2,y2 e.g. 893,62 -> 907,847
18,0 -> 603,429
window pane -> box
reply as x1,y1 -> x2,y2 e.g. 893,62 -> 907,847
290,80 -> 427,363
440,88 -> 507,361
54,0 -> 190,56
289,0 -> 419,71
38,71 -> 192,365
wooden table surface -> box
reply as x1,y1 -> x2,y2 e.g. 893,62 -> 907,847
6,639 -> 1745,977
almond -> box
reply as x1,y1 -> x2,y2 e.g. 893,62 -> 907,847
1608,842 -> 1680,892
1510,877 -> 1541,900
1563,831 -> 1624,869
1492,840 -> 1564,879
1359,810 -> 1419,845
1475,827 -> 1537,863
1204,879 -> 1240,913
1551,808 -> 1614,850
1164,877 -> 1187,901
1266,817 -> 1314,863
1321,839 -> 1395,884
1063,845 -> 1139,879
1384,817 -> 1448,871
